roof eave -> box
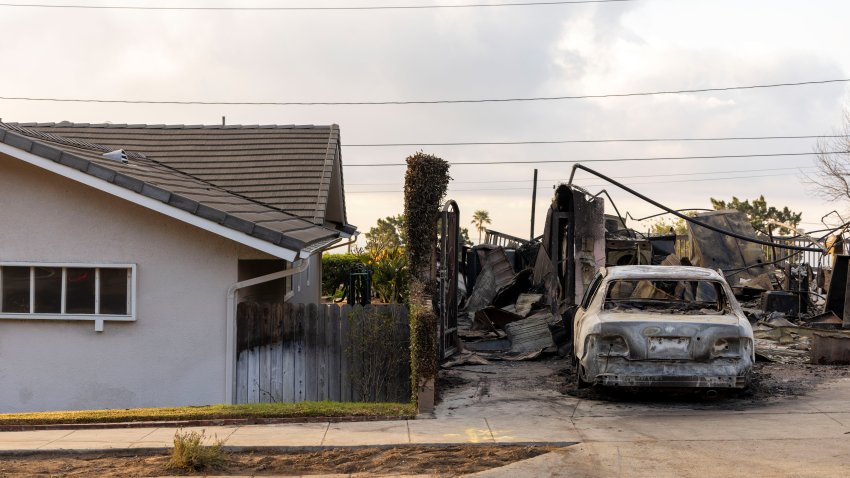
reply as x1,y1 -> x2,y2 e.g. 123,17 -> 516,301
338,224 -> 358,236
0,137 -> 306,262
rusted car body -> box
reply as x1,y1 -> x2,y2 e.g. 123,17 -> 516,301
573,265 -> 754,388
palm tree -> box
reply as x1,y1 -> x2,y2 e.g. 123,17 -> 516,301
471,210 -> 492,244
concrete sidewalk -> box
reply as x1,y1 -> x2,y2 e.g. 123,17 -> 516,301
0,417 -> 577,453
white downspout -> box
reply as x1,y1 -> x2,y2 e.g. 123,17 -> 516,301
225,258 -> 310,404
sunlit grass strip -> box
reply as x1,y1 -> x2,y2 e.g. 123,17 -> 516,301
0,401 -> 415,425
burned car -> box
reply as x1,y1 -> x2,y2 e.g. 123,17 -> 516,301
572,265 -> 754,389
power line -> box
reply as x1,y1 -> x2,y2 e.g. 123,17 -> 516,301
345,170 -> 809,193
345,150 -> 843,167
346,165 -> 817,185
0,1 -> 636,11
574,171 -> 803,188
1,79 -> 847,107
345,134 -> 842,147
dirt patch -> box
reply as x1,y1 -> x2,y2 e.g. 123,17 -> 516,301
0,445 -> 556,477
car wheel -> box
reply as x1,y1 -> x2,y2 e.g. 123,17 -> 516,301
574,360 -> 591,389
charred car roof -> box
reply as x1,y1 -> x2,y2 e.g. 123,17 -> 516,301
601,265 -> 725,282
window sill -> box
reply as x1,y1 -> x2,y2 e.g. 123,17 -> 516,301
0,313 -> 135,332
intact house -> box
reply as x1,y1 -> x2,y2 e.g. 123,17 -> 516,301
0,122 -> 355,413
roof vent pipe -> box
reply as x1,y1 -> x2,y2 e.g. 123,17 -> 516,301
103,149 -> 129,164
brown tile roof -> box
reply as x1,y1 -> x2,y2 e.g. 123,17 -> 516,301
0,122 -> 354,257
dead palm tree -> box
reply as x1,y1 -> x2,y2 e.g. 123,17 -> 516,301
471,210 -> 492,244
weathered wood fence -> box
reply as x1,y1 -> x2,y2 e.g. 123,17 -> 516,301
235,302 -> 410,404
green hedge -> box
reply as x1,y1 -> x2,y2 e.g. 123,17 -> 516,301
321,253 -> 366,296
402,152 -> 450,404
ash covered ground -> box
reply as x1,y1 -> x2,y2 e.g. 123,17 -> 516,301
437,355 -> 850,417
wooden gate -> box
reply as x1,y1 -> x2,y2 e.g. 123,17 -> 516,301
235,302 -> 410,403
438,200 -> 460,360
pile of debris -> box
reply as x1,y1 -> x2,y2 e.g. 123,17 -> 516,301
451,244 -> 569,365
752,314 -> 850,365
447,185 -> 607,367
675,210 -> 850,365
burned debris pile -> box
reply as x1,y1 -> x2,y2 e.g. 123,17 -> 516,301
449,184 -> 605,366
459,243 -> 561,361
443,184 -> 850,370
682,210 -> 850,365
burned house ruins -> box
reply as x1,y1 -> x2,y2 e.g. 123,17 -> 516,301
437,164 -> 850,370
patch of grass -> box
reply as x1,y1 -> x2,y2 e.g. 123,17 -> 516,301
0,401 -> 416,426
167,429 -> 226,472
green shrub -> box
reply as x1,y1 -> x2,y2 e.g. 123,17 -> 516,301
403,152 -> 451,283
369,246 -> 409,303
167,429 -> 226,471
346,306 -> 409,402
321,253 -> 366,297
409,290 -> 438,399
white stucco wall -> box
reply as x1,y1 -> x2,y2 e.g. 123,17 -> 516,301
0,154 -> 257,413
291,256 -> 322,303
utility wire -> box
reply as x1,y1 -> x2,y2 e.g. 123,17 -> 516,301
568,171 -> 803,188
345,150 -> 844,167
0,0 -> 636,11
2,79 -> 847,107
347,165 -> 817,185
346,170 -> 806,193
345,134 -> 843,147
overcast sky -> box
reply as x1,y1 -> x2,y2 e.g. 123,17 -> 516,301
2,0 -> 849,244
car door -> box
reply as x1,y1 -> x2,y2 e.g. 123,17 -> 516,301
573,271 -> 604,358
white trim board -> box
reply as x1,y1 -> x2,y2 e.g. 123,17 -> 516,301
0,143 -> 299,262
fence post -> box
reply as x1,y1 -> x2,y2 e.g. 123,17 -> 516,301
327,304 -> 341,401
340,304 -> 353,402
317,304 -> 329,401
248,303 -> 260,403
294,303 -> 306,402
235,302 -> 250,404
259,302 -> 272,402
282,302 -> 295,402
270,303 -> 283,402
305,303 -> 319,401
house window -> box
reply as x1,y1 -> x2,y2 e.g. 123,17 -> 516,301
0,263 -> 136,331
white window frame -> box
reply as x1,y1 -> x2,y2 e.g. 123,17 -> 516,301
0,262 -> 137,332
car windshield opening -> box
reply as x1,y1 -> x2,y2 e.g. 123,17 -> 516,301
604,279 -> 727,314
